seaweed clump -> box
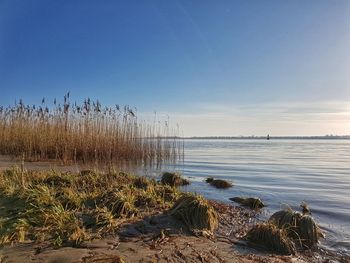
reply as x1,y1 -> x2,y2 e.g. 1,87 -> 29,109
205,177 -> 232,189
161,172 -> 189,187
169,193 -> 218,232
230,197 -> 265,209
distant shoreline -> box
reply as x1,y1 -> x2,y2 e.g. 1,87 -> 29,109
182,135 -> 350,140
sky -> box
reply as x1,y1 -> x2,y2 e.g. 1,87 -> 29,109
0,0 -> 349,136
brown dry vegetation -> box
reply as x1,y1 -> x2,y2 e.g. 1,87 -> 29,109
0,93 -> 182,164
0,167 -> 180,246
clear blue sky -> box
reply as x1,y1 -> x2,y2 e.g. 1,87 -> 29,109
0,0 -> 349,136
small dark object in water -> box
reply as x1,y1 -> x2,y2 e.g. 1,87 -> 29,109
205,177 -> 214,183
161,172 -> 189,187
205,178 -> 232,189
230,197 -> 265,209
246,223 -> 295,255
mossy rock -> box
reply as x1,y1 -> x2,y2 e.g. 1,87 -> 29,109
169,193 -> 218,232
246,222 -> 296,255
230,197 -> 265,209
161,172 -> 189,187
206,178 -> 232,189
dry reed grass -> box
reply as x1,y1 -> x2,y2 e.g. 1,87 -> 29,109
0,93 -> 182,164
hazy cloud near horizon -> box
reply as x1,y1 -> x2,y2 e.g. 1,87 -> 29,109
144,101 -> 350,137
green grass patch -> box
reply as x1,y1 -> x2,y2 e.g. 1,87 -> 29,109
0,167 -> 180,247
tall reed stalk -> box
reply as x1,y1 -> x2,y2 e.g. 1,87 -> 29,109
0,93 -> 182,165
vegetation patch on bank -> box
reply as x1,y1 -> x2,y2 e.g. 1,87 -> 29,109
0,167 -> 180,246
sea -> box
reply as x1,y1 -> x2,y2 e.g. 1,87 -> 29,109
159,139 -> 350,254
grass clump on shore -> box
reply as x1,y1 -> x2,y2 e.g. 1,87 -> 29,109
269,208 -> 322,248
246,205 -> 323,254
161,172 -> 190,187
169,193 -> 218,232
0,167 -> 180,247
0,94 -> 182,164
246,222 -> 296,255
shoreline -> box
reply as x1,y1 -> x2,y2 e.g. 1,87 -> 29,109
1,198 -> 348,262
0,160 -> 349,262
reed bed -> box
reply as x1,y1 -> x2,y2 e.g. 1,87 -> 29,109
0,93 -> 182,164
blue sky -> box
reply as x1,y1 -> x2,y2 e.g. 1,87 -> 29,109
0,0 -> 349,136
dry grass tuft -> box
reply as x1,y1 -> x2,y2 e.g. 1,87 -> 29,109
161,172 -> 190,187
134,176 -> 152,190
246,222 -> 296,255
169,193 -> 218,232
246,205 -> 323,254
269,209 -> 322,249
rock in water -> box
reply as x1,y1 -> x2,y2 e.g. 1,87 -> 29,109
205,178 -> 233,189
230,197 -> 265,209
161,172 -> 190,187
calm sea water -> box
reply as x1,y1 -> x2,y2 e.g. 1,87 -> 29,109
163,139 -> 350,253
